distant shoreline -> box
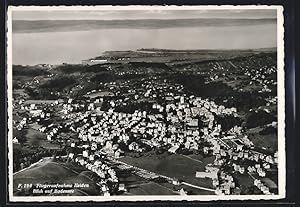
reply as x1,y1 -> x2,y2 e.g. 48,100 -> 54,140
12,18 -> 276,34
13,48 -> 277,67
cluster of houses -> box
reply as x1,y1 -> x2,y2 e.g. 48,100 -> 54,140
22,76 -> 40,89
240,57 -> 277,94
68,149 -> 119,196
15,117 -> 27,131
45,125 -> 60,141
266,96 -> 277,106
215,171 -> 235,195
196,164 -> 235,195
203,54 -> 277,96
12,70 -> 279,196
253,179 -> 274,195
69,85 -> 277,194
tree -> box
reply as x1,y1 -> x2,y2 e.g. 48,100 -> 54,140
246,111 -> 276,128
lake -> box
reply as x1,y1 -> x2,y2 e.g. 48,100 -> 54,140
12,24 -> 276,65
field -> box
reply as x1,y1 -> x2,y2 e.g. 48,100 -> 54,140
24,128 -> 60,149
126,182 -> 178,195
24,100 -> 60,104
232,172 -> 260,195
13,142 -> 36,155
116,169 -> 179,195
246,127 -> 278,153
118,173 -> 146,186
84,91 -> 113,99
119,151 -> 215,189
13,158 -> 101,196
13,89 -> 28,99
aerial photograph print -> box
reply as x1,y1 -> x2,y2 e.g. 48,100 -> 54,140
7,5 -> 285,202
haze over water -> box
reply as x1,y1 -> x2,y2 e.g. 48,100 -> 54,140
11,9 -> 277,65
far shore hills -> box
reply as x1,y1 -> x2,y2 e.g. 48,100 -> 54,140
12,18 -> 276,33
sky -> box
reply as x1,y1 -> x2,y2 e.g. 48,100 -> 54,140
12,8 -> 277,20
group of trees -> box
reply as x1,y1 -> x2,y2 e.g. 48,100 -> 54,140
169,73 -> 267,112
220,92 -> 266,112
259,125 -> 277,135
215,115 -> 242,131
246,110 -> 276,129
13,148 -> 63,172
40,76 -> 77,90
55,64 -> 108,74
24,76 -> 78,99
171,74 -> 233,98
13,65 -> 50,76
90,72 -> 146,83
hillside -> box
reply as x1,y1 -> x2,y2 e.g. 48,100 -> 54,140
13,159 -> 101,196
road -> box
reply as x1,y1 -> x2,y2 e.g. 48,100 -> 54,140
179,154 -> 203,164
228,60 -> 239,69
181,182 -> 215,192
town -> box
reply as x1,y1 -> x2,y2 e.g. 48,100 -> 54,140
12,49 -> 278,196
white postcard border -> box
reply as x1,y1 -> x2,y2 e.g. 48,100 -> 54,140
7,5 -> 285,202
